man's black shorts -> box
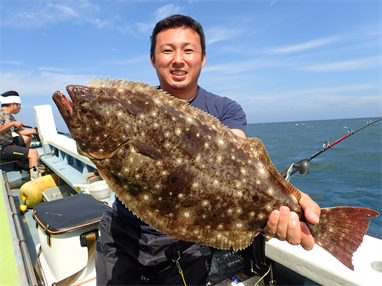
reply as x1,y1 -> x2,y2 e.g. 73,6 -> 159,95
0,136 -> 29,162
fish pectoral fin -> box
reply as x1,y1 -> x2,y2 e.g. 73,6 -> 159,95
130,140 -> 163,160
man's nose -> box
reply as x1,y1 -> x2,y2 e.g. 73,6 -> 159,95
172,50 -> 184,65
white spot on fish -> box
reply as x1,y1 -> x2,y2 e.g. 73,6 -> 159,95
219,139 -> 224,145
193,182 -> 199,187
144,195 -> 149,200
237,223 -> 242,228
175,128 -> 181,135
184,212 -> 190,217
241,168 -> 246,174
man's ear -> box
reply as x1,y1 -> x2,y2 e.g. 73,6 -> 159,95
150,53 -> 156,68
201,51 -> 206,68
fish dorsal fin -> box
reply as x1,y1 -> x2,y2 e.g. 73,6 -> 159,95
240,137 -> 302,201
87,77 -> 236,140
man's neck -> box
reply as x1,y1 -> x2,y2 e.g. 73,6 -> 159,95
1,106 -> 13,115
162,85 -> 198,102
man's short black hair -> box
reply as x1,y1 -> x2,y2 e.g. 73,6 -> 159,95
150,14 -> 206,59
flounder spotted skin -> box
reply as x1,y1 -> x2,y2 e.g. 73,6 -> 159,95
53,77 -> 378,270
53,77 -> 302,250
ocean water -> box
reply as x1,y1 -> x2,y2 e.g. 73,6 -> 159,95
246,117 -> 382,239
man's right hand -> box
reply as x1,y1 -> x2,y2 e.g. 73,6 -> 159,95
13,121 -> 25,129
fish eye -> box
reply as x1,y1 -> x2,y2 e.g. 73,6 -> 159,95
80,102 -> 90,112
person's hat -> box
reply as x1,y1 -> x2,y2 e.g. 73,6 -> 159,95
0,90 -> 22,104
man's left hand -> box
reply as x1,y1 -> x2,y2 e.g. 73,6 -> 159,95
263,192 -> 320,250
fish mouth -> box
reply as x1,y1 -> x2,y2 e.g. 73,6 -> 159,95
52,90 -> 73,125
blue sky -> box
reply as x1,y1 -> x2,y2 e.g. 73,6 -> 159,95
1,0 -> 381,132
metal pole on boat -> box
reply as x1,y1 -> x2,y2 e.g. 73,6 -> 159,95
2,171 -> 39,286
281,117 -> 382,180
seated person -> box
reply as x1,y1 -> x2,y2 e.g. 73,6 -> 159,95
0,90 -> 40,179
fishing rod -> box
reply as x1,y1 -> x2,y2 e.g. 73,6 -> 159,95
24,125 -> 69,136
280,117 -> 382,181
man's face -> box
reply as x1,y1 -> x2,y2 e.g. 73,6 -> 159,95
151,27 -> 206,100
13,103 -> 21,114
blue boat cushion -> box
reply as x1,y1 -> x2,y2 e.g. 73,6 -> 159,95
32,194 -> 111,234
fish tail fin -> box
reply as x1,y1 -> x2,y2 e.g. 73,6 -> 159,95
309,206 -> 379,270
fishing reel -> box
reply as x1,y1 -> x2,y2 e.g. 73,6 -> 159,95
283,159 -> 311,182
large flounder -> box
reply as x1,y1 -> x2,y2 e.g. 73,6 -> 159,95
53,77 -> 378,270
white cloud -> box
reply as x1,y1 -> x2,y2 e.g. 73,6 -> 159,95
0,70 -> 92,97
206,26 -> 241,45
136,4 -> 182,35
300,56 -> 380,72
1,0 -> 104,29
2,60 -> 24,65
154,4 -> 182,21
270,36 -> 341,54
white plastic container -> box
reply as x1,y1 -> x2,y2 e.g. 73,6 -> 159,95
74,178 -> 111,199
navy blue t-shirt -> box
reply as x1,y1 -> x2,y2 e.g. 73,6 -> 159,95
113,86 -> 247,234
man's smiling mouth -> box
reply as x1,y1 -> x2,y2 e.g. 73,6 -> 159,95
171,71 -> 187,76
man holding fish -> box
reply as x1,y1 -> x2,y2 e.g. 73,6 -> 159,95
95,14 -> 321,285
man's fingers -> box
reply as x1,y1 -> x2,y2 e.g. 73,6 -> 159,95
299,222 -> 315,250
264,210 -> 280,236
275,206 -> 290,240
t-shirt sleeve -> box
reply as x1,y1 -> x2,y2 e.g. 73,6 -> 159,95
219,98 -> 247,133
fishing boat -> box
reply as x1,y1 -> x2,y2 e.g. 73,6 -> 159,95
1,105 -> 381,286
